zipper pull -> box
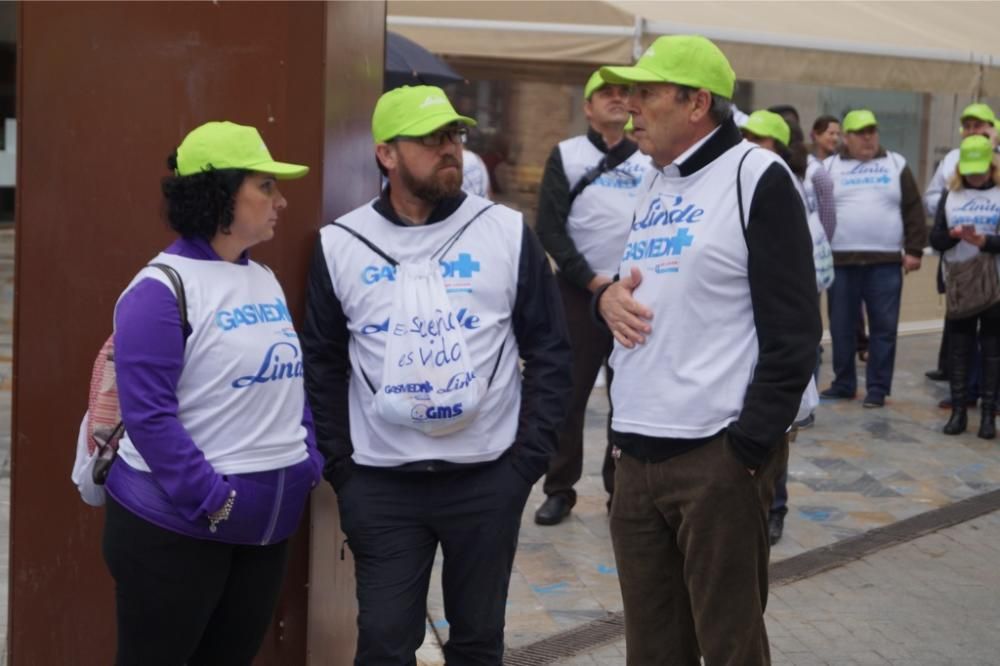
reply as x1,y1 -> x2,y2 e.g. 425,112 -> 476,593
340,538 -> 348,561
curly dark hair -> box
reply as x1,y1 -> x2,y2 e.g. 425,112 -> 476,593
161,152 -> 250,240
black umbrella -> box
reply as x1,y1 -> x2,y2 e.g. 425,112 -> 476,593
385,31 -> 464,91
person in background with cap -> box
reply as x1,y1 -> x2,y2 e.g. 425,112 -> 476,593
930,135 -> 1000,439
741,110 -> 829,547
924,103 -> 998,386
596,36 -> 819,664
820,109 -> 926,408
926,103 -> 998,217
533,70 -> 650,525
102,121 -> 321,665
300,85 -> 571,664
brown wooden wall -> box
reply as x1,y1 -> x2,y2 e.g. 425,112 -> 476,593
11,2 -> 383,663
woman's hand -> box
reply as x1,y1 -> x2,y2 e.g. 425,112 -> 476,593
960,225 -> 987,248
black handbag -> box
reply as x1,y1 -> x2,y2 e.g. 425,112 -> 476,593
945,252 -> 1000,319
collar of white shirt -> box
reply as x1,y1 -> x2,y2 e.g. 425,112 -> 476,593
657,125 -> 722,177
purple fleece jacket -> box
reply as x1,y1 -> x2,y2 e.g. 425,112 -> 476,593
105,237 -> 322,545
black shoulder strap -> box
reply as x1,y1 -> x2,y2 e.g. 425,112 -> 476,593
330,222 -> 399,266
147,263 -> 188,328
431,204 -> 497,261
736,148 -> 758,249
568,156 -> 610,206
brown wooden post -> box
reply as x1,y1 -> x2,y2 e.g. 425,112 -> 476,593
10,2 -> 383,663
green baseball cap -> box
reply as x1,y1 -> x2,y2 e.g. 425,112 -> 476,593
585,70 -> 607,100
372,85 -> 476,144
961,103 -> 996,124
624,115 -> 634,132
176,121 -> 309,179
600,35 -> 735,99
843,109 -> 878,133
741,110 -> 790,147
959,134 -> 994,175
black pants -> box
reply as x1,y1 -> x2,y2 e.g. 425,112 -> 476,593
543,273 -> 615,506
102,496 -> 290,666
337,455 -> 532,665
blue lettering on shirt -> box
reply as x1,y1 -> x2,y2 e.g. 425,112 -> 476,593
215,299 -> 293,331
632,195 -> 705,230
231,341 -> 303,388
362,253 -> 483,284
622,228 -> 695,262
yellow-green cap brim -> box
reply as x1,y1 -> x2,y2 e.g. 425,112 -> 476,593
959,158 -> 991,175
377,112 -> 476,144
600,65 -> 664,85
253,161 -> 309,180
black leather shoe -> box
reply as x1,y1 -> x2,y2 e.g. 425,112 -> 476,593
768,513 -> 785,546
925,369 -> 948,381
534,495 -> 572,526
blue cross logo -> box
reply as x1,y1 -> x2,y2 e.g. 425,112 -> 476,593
445,253 -> 481,278
670,228 -> 694,255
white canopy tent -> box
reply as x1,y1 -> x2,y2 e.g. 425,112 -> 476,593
387,1 -> 1000,96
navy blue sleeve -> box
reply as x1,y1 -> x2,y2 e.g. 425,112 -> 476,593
510,224 -> 573,483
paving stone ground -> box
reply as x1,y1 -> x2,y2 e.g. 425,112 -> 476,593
556,509 -> 1000,665
418,330 -> 1000,663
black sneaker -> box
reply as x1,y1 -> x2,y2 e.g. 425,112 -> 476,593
925,369 -> 948,381
819,386 -> 855,400
862,393 -> 885,408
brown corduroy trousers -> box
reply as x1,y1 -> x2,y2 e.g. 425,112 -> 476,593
609,432 -> 788,666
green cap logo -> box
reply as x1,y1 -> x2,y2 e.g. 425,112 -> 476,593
599,35 -> 735,99
959,134 -> 994,175
741,110 -> 790,147
842,109 -> 878,133
372,85 -> 476,144
176,121 -> 309,179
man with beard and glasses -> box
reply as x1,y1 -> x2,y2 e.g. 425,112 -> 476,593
534,69 -> 650,525
300,85 -> 572,665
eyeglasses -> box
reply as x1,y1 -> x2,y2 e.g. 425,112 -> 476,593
396,127 -> 468,148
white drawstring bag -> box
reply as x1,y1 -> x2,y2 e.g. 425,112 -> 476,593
332,204 -> 497,437
373,259 -> 485,436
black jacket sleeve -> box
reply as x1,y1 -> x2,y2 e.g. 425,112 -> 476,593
726,163 -> 822,470
929,192 -> 959,253
510,224 -> 573,483
299,237 -> 355,491
535,145 -> 596,291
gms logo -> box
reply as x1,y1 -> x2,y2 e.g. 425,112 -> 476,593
411,402 -> 463,421
362,253 -> 482,285
632,194 -> 704,230
841,161 -> 891,187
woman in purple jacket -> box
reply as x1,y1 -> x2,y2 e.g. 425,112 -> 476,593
102,121 -> 323,666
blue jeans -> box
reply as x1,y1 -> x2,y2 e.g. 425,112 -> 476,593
827,263 -> 903,398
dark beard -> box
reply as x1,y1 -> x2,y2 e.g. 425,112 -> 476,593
399,157 -> 463,203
